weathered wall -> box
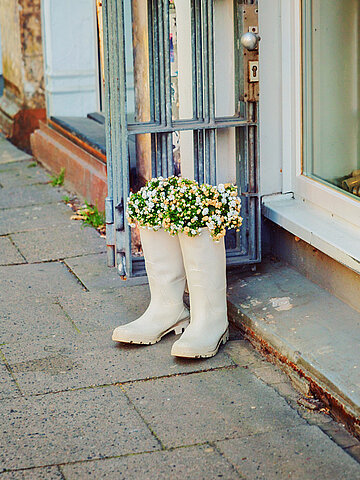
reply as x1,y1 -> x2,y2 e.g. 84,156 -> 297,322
0,0 -> 45,150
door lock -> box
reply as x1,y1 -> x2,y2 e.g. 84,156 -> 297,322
249,61 -> 259,82
242,4 -> 259,102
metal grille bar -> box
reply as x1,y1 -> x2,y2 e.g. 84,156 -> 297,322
103,0 -> 260,278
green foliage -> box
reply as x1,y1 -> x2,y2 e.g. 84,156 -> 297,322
78,202 -> 105,229
50,167 -> 65,186
27,162 -> 37,168
62,195 -> 71,203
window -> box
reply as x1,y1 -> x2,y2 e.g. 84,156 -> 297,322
302,0 -> 360,200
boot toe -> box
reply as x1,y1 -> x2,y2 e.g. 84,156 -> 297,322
112,326 -> 152,344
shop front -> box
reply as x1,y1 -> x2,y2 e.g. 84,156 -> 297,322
101,0 -> 360,304
259,0 -> 360,309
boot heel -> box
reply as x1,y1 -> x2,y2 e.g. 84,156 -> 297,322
222,328 -> 229,345
174,318 -> 190,335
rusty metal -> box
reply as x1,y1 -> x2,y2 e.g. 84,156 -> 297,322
103,0 -> 261,277
242,5 -> 259,103
228,302 -> 360,441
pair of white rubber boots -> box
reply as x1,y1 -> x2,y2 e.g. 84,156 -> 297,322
112,227 -> 229,358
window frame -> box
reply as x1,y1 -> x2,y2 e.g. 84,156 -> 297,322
278,0 -> 360,228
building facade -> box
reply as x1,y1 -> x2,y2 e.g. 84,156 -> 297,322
0,0 -> 359,304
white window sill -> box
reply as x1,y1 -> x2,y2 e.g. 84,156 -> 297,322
262,194 -> 360,275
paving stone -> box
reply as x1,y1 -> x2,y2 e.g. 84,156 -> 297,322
3,328 -> 234,395
57,289 -> 151,332
249,364 -> 288,385
0,296 -> 78,345
223,339 -> 264,367
61,444 -> 240,480
0,386 -> 158,470
228,262 -> 360,420
0,161 -> 49,187
64,253 -> 148,292
216,425 -> 360,480
0,361 -> 21,399
0,237 -> 25,265
124,368 -> 306,448
273,382 -> 301,403
57,285 -> 150,332
0,466 -> 63,479
0,138 -> 32,164
0,184 -> 64,209
0,262 -> 86,298
0,203 -> 73,235
12,223 -> 106,262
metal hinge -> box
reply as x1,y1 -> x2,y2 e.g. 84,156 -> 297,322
105,196 -> 115,267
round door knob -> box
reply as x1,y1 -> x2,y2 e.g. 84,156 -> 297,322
240,32 -> 260,51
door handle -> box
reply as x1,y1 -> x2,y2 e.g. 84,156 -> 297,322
241,32 -> 261,51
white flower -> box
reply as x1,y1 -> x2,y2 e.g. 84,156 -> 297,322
218,184 -> 225,193
202,207 -> 209,215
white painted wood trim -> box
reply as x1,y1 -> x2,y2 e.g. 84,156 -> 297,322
262,0 -> 360,234
263,195 -> 360,274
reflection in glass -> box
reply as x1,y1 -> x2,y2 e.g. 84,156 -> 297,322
304,0 -> 360,199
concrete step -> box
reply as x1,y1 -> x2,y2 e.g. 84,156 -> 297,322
227,259 -> 360,437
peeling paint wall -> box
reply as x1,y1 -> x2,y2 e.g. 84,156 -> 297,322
0,0 -> 44,108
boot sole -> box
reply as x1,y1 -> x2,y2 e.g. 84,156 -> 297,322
171,328 -> 229,359
112,317 -> 190,345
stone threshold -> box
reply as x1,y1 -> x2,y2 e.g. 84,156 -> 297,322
226,259 -> 360,439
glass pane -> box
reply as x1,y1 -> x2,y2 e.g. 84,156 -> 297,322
304,0 -> 360,200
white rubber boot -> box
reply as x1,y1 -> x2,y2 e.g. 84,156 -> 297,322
171,229 -> 229,358
112,228 -> 189,345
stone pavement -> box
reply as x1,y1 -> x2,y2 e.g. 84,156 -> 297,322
1,140 -> 360,479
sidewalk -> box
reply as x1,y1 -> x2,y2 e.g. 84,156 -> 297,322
1,137 -> 360,479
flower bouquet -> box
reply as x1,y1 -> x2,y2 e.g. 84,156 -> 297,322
126,176 -> 242,241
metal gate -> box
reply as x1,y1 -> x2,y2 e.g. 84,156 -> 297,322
103,0 -> 260,278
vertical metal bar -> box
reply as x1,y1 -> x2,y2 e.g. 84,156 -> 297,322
207,0 -> 215,185
204,129 -> 210,183
158,1 -> 166,125
193,130 -> 199,182
115,0 -> 131,277
209,128 -> 216,184
156,133 -> 162,177
161,134 -> 168,177
192,0 -> 204,181
163,0 -> 174,176
190,0 -> 198,120
102,0 -> 115,267
151,0 -> 161,123
167,133 -> 174,176
198,130 -> 204,184
195,0 -> 204,120
163,0 -> 172,126
151,133 -> 157,178
207,0 -> 215,123
147,0 -> 155,122
248,101 -> 256,261
202,0 -> 209,123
